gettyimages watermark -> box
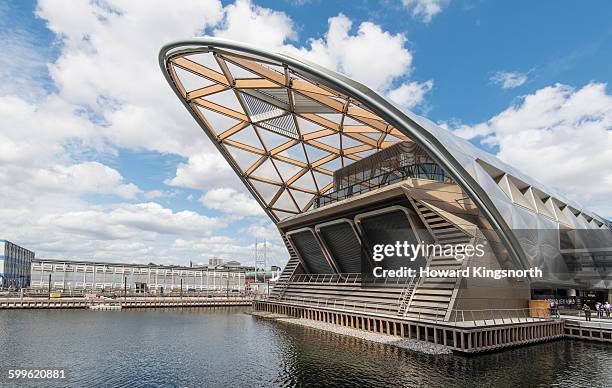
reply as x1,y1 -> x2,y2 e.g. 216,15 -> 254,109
369,241 -> 543,280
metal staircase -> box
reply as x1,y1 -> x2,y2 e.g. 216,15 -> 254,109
405,199 -> 473,321
269,235 -> 300,300
397,275 -> 419,316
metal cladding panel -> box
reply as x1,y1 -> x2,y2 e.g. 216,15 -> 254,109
288,231 -> 334,274
318,222 -> 362,273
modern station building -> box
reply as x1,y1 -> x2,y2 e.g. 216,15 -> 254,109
31,259 -> 250,294
160,38 -> 612,347
0,240 -> 34,289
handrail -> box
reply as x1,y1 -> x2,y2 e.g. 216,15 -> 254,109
314,163 -> 451,208
288,272 -> 413,286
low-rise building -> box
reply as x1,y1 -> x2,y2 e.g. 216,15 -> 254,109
31,258 -> 252,293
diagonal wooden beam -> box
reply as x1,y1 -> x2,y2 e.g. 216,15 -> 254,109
223,139 -> 266,155
187,84 -> 227,100
305,139 -> 340,155
274,154 -> 308,168
223,55 -> 286,86
218,121 -> 250,140
235,79 -> 279,89
302,129 -> 336,141
343,144 -> 374,155
311,154 -> 337,168
192,98 -> 249,122
299,113 -> 340,131
172,57 -> 229,86
245,156 -> 267,176
270,140 -> 298,156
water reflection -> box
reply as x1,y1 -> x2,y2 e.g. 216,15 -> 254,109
0,308 -> 610,387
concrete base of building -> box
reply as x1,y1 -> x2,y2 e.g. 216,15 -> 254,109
254,300 -> 569,354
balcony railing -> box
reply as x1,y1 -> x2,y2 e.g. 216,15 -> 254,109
314,163 -> 450,208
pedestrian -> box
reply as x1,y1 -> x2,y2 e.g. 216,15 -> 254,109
596,302 -> 603,318
583,303 -> 591,321
549,299 -> 559,318
605,302 -> 611,318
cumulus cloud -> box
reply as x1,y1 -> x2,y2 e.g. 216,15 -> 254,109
451,82 -> 612,216
200,187 -> 264,217
402,0 -> 449,23
490,70 -> 528,89
41,202 -> 223,240
388,80 -> 434,110
213,0 -> 296,47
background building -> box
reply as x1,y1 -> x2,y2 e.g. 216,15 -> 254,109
0,240 -> 34,289
31,258 -> 252,294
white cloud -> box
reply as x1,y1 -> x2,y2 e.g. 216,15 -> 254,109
41,202 -> 223,240
388,80 -> 434,110
490,70 -> 528,89
200,187 -> 264,217
166,152 -> 241,191
213,0 -> 296,47
402,0 -> 449,23
285,14 -> 413,91
451,82 -> 612,216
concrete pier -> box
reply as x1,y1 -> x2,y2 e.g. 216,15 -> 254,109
0,296 -> 252,309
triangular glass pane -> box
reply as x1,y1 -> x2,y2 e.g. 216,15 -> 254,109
319,113 -> 342,124
343,116 -> 362,126
317,133 -> 341,149
364,132 -> 383,141
273,188 -> 298,212
227,125 -> 262,149
196,106 -> 241,133
174,65 -> 214,92
252,158 -> 281,182
273,209 -> 294,221
293,172 -> 317,192
185,53 -> 222,73
250,179 -> 281,203
257,127 -> 292,151
320,157 -> 341,172
273,159 -> 303,182
341,134 -> 363,148
296,115 -> 326,135
313,171 -> 332,191
289,189 -> 313,210
278,143 -> 308,164
226,145 -> 261,172
225,61 -> 261,79
305,144 -> 331,163
206,90 -> 244,112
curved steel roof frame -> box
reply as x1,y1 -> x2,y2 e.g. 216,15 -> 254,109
158,38 -> 606,273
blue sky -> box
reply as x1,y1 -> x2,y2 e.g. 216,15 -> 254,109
0,0 -> 611,266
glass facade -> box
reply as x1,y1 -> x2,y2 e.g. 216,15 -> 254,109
0,240 -> 34,289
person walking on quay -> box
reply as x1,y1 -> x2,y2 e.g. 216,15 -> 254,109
595,302 -> 602,318
605,302 -> 611,318
582,304 -> 592,321
549,299 -> 559,318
